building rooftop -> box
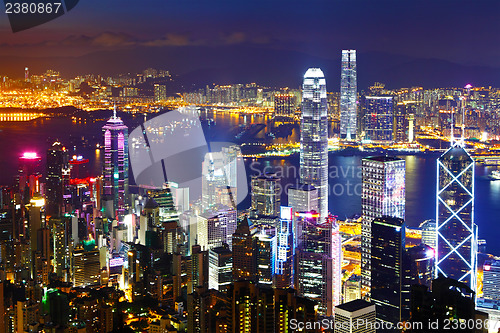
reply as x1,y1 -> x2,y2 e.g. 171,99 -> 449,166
336,299 -> 373,312
363,155 -> 404,162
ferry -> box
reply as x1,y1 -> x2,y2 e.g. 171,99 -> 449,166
490,170 -> 500,180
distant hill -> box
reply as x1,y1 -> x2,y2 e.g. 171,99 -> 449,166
1,45 -> 499,90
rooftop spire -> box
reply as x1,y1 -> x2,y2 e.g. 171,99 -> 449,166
113,103 -> 117,119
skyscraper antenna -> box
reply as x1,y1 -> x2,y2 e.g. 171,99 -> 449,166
113,103 -> 117,119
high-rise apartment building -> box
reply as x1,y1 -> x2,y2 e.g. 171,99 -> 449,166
300,68 -> 329,218
394,101 -> 416,142
274,93 -> 295,118
154,84 -> 167,102
364,96 -> 394,142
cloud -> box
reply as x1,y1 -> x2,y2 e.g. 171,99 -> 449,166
223,32 -> 246,45
142,33 -> 203,47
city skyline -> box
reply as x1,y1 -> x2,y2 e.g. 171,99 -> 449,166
0,1 -> 499,330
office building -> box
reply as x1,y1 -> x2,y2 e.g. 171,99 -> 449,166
201,146 -> 240,210
483,260 -> 500,301
232,217 -> 256,281
334,299 -> 376,333
102,106 -> 129,218
197,205 -> 237,251
364,96 -> 394,142
420,219 -> 436,249
208,244 -> 233,293
405,244 -> 435,289
340,50 -> 358,140
371,216 -> 405,325
287,184 -> 318,213
295,212 -> 342,316
436,144 -> 477,293
73,248 -> 100,287
300,68 -> 329,218
46,141 -> 67,216
255,231 -> 273,285
251,173 -> 281,217
274,207 -> 294,289
343,275 -> 362,304
361,156 -> 405,300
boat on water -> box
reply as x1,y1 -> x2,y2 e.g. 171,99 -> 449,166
490,170 -> 500,180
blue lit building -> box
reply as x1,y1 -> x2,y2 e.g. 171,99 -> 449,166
340,50 -> 357,140
436,143 -> 477,293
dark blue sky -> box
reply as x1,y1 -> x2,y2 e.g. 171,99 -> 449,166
0,0 -> 499,83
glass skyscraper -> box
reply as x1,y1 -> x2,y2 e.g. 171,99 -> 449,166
371,216 -> 405,325
436,144 -> 477,293
295,212 -> 341,316
340,50 -> 357,140
300,68 -> 328,218
361,156 -> 405,300
102,107 -> 129,219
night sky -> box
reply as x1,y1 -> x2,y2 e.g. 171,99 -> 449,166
0,0 -> 499,88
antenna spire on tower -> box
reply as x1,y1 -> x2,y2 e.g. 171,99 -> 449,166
113,103 -> 117,119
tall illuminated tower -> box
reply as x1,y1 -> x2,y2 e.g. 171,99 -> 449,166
102,106 -> 129,218
300,68 -> 328,218
46,141 -> 67,217
340,50 -> 357,140
361,156 -> 405,300
436,143 -> 477,293
295,212 -> 341,316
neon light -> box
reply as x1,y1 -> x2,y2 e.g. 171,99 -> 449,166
484,265 -> 491,271
21,152 -> 39,159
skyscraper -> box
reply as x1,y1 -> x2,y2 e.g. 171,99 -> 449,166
273,206 -> 294,288
102,106 -> 129,219
295,212 -> 341,316
340,50 -> 358,140
46,141 -> 67,216
208,244 -> 233,293
251,173 -> 281,217
300,68 -> 329,218
287,184 -> 318,213
361,156 -> 405,300
201,146 -> 240,210
483,260 -> 500,301
232,217 -> 256,281
334,299 -> 376,333
394,101 -> 417,142
371,216 -> 405,325
364,96 -> 394,142
436,144 -> 477,293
